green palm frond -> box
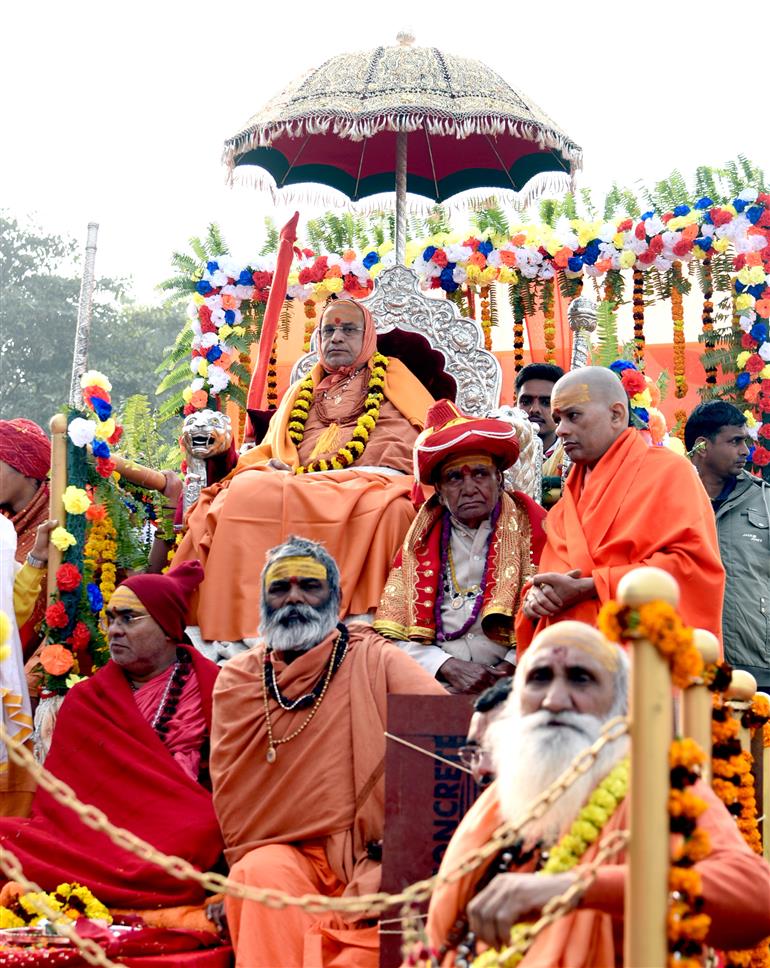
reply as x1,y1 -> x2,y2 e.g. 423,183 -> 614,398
594,299 -> 619,367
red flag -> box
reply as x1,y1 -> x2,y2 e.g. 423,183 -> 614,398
246,211 -> 300,421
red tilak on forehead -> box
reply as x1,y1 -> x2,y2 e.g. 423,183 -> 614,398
332,316 -> 342,324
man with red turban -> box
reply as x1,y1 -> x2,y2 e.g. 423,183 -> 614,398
0,562 -> 229,961
0,419 -> 51,657
374,400 -> 546,694
175,296 -> 435,642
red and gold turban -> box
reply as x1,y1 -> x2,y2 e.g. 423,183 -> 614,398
413,399 -> 520,484
0,419 -> 51,480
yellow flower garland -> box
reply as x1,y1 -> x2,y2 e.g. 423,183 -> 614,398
83,512 -> 117,619
472,758 -> 630,968
288,352 -> 388,474
0,882 -> 112,928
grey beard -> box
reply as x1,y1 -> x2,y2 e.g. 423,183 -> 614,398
261,600 -> 339,653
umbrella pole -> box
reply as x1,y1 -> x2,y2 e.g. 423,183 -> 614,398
69,222 -> 99,408
395,132 -> 407,266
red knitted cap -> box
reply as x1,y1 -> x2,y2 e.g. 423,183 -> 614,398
121,561 -> 204,641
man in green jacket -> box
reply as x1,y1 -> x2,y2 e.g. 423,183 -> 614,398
686,401 -> 770,690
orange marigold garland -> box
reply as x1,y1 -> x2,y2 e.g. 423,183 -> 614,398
82,510 -> 117,623
672,262 -> 688,400
711,694 -> 770,967
511,289 -> 526,374
632,268 -> 645,365
303,300 -> 316,352
541,278 -> 556,364
479,285 -> 491,349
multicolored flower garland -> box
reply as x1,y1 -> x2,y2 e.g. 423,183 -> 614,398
0,882 -> 111,929
287,353 -> 388,473
471,758 -> 630,968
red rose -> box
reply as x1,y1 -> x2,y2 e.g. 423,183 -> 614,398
254,289 -> 269,303
108,426 -> 123,446
638,249 -> 656,266
673,240 -> 693,257
710,209 -> 733,227
252,271 -> 272,289
746,354 -> 765,375
298,267 -> 313,285
620,370 -> 647,396
431,250 -> 448,268
661,212 -> 673,223
752,446 -> 770,466
56,563 -> 82,592
463,237 -> 480,250
68,621 -> 91,652
183,404 -> 194,416
649,235 -> 663,256
198,305 -> 212,325
742,333 -> 757,350
343,273 -> 359,292
634,222 -> 647,241
45,602 -> 69,629
733,254 -> 747,271
618,219 -> 633,232
758,424 -> 770,440
95,457 -> 117,478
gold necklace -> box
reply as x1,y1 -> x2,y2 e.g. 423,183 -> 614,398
446,543 -> 481,610
261,634 -> 344,764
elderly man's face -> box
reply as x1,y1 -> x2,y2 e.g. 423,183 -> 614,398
436,460 -> 501,529
262,576 -> 337,653
319,302 -> 366,370
265,576 -> 331,613
519,643 -> 616,720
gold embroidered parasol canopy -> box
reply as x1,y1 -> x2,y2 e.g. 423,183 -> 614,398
224,32 -> 582,261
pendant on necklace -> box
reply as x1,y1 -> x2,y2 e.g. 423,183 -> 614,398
331,393 -> 343,405
450,595 -> 465,610
266,746 -> 277,764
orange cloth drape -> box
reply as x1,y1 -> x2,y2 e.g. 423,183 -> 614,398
515,429 -> 725,656
426,778 -> 770,966
211,625 -> 445,967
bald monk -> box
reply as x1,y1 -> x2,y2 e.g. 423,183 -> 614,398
514,367 -> 725,656
426,622 -> 770,966
175,297 -> 434,642
210,535 -> 445,968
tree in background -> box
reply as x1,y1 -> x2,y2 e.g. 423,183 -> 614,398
0,213 -> 185,427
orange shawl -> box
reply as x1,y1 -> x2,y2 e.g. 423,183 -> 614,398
515,429 -> 725,656
236,355 -> 433,472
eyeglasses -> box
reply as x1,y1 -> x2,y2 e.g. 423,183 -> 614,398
105,610 -> 151,628
458,745 -> 485,768
320,324 -> 364,339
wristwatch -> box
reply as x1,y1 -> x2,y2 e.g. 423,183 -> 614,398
26,552 -> 47,569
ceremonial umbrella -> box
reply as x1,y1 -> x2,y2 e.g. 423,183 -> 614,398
224,32 -> 582,263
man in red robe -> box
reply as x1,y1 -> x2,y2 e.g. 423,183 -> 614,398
0,563 -> 226,952
515,367 -> 725,655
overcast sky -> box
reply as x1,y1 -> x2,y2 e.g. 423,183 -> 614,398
3,0 -> 767,303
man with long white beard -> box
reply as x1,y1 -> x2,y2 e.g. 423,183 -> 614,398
210,535 -> 445,968
426,621 -> 770,966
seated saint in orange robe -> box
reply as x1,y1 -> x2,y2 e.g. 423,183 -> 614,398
426,623 -> 770,966
515,367 -> 725,656
210,537 -> 446,967
175,298 -> 434,642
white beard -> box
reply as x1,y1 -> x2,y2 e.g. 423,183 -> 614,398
489,707 -> 628,845
261,601 -> 339,653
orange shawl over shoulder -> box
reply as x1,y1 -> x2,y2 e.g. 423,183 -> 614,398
515,429 -> 725,656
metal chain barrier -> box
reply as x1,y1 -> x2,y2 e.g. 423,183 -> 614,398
0,716 -> 627,918
0,845 -> 119,968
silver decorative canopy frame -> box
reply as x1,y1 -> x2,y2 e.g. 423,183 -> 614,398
291,265 -> 502,416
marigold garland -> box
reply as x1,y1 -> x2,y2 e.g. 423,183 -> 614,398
632,268 -> 646,365
541,278 -> 556,364
83,510 -> 117,621
267,334 -> 279,410
511,290 -> 525,374
303,300 -> 316,352
288,352 -> 388,473
471,759 -> 630,968
672,262 -> 688,400
711,695 -> 770,967
0,882 -> 111,929
480,286 -> 492,351
597,599 -> 703,689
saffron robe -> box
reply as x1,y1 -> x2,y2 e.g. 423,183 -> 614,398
175,357 -> 434,641
515,429 -> 725,656
0,648 -> 223,907
426,777 -> 770,966
210,624 -> 446,968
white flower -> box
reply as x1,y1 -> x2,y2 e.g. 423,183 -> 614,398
645,216 -> 664,236
200,332 -> 219,349
211,307 -> 226,326
738,188 -> 758,203
452,265 -> 467,284
191,378 -> 205,392
67,418 -> 96,448
207,365 -> 230,394
759,341 -> 770,362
